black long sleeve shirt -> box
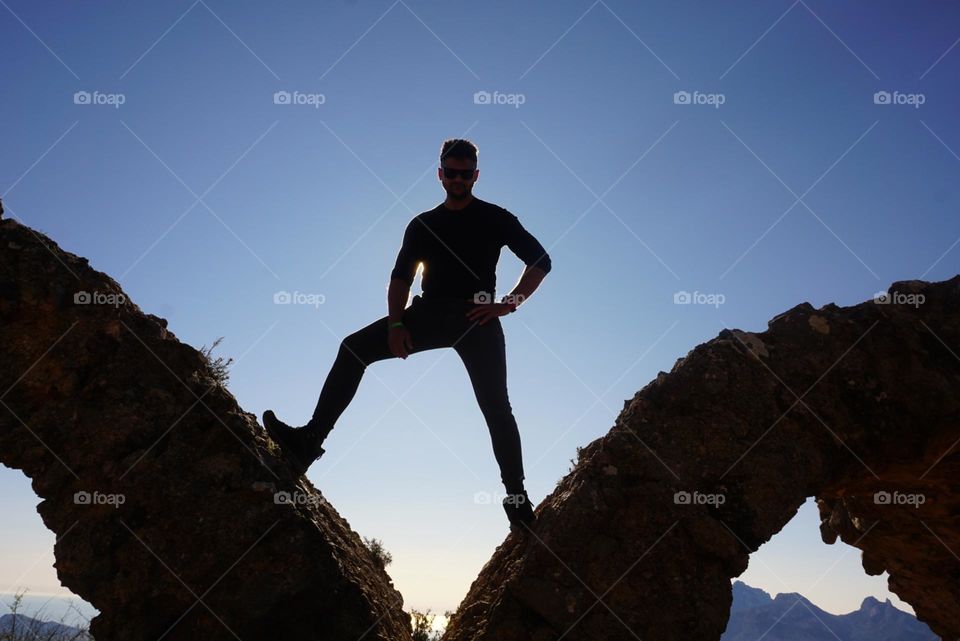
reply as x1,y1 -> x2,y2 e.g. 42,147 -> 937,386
390,197 -> 552,301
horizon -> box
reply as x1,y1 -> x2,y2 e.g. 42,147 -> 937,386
2,0 -> 958,631
0,567 -> 923,633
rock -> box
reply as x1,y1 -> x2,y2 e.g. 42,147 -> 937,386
442,277 -> 960,641
0,222 -> 411,640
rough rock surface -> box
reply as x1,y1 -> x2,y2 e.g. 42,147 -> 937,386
0,215 -> 412,641
442,276 -> 960,641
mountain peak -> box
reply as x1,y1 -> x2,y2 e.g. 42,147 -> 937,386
772,591 -> 812,605
722,583 -> 937,641
731,581 -> 773,612
861,595 -> 893,608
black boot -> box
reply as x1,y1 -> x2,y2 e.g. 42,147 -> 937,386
262,410 -> 326,477
502,489 -> 536,533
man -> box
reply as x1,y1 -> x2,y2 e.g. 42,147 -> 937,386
263,138 -> 551,532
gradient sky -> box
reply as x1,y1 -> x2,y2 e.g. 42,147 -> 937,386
2,0 -> 958,628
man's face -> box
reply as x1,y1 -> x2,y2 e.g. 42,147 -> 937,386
439,157 -> 478,199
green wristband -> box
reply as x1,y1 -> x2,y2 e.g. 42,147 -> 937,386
389,321 -> 405,329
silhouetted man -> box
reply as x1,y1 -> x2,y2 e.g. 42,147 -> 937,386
264,138 -> 551,531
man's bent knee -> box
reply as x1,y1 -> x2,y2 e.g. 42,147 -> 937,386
340,326 -> 393,367
340,334 -> 374,367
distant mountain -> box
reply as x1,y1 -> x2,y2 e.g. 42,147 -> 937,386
0,614 -> 91,640
721,581 -> 939,641
729,581 -> 774,612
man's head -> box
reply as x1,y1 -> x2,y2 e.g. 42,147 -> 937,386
439,138 -> 478,201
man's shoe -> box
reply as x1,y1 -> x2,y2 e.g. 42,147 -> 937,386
263,410 -> 325,476
502,490 -> 536,533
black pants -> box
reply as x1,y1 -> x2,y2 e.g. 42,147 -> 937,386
309,294 -> 525,490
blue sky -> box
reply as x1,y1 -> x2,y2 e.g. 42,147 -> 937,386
2,0 -> 958,626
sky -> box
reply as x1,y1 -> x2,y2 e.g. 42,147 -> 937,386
2,0 -> 958,630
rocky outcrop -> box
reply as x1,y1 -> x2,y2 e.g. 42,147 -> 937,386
0,214 -> 412,640
443,276 -> 960,641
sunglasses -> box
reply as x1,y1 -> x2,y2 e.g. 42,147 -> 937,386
441,167 -> 476,180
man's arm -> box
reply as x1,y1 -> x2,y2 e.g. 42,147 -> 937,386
501,265 -> 548,311
468,211 -> 551,325
386,218 -> 421,357
387,277 -> 411,324
500,210 -> 551,311
388,218 -> 421,321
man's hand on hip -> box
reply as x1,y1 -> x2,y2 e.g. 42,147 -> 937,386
465,301 -> 515,325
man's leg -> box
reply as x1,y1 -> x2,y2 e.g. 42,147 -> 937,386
307,297 -> 448,438
452,317 -> 526,494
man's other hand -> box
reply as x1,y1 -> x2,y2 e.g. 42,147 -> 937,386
388,325 -> 414,359
465,301 -> 514,325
